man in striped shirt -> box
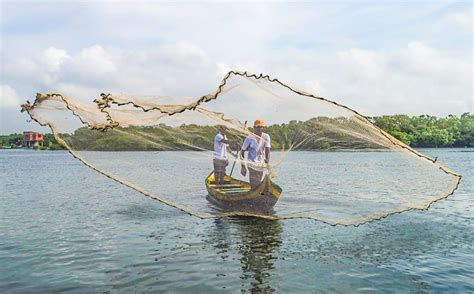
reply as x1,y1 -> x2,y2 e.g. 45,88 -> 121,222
240,119 -> 271,189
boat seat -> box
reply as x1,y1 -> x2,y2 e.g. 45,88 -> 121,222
209,184 -> 243,188
218,188 -> 252,194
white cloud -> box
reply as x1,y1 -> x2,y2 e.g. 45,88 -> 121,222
0,85 -> 22,108
63,45 -> 117,83
264,41 -> 471,116
42,47 -> 70,72
1,40 -> 471,121
0,1 -> 472,134
1,43 -> 226,102
156,42 -> 209,68
0,85 -> 22,109
4,58 -> 40,81
445,10 -> 472,32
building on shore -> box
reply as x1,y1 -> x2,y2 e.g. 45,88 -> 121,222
23,131 -> 43,148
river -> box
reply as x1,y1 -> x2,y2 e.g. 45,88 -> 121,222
0,148 -> 472,292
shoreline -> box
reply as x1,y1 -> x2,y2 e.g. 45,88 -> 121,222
2,146 -> 473,152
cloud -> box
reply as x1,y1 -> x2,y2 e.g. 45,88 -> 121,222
1,41 -> 471,117
2,43 -> 226,103
0,2 -> 472,134
155,42 -> 209,68
444,10 -> 472,32
43,47 -> 70,72
0,85 -> 22,108
4,58 -> 40,81
67,45 -> 117,78
265,41 -> 471,116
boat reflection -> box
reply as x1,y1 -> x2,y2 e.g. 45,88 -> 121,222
213,217 -> 282,292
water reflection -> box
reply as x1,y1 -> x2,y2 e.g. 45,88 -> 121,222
212,217 -> 282,293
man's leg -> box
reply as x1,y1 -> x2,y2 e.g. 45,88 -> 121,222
248,167 -> 263,189
214,159 -> 226,184
213,159 -> 221,184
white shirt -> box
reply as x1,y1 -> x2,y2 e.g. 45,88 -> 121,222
213,132 -> 228,160
241,132 -> 271,163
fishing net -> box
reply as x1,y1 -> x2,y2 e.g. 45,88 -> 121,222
21,71 -> 461,225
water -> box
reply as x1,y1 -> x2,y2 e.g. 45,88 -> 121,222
0,149 -> 472,293
75,150 -> 455,224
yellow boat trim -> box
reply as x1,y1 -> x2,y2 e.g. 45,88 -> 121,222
205,172 -> 281,201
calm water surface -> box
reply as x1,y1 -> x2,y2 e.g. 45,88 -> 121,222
0,149 -> 473,293
75,150 -> 455,224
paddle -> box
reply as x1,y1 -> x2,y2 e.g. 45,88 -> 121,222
229,153 -> 238,177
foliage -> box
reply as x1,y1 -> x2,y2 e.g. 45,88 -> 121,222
0,133 -> 23,147
0,132 -> 66,149
371,113 -> 473,147
1,114 -> 472,150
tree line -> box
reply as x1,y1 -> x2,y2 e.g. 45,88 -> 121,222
1,113 -> 472,150
370,113 -> 472,147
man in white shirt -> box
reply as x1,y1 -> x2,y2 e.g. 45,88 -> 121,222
240,119 -> 271,189
213,125 -> 232,184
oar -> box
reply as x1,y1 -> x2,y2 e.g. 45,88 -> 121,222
229,153 -> 238,177
229,120 -> 247,177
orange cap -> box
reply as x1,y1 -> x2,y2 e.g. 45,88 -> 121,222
254,119 -> 265,127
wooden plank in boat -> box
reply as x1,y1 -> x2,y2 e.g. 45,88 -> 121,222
218,188 -> 251,194
213,188 -> 247,192
209,184 -> 243,188
216,187 -> 249,192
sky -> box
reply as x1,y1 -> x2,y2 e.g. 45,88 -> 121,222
0,0 -> 472,134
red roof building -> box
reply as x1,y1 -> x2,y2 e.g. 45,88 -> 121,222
23,131 -> 43,148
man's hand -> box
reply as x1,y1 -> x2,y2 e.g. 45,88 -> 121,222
239,150 -> 245,160
240,164 -> 247,176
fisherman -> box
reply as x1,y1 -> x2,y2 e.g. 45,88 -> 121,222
213,125 -> 232,184
240,119 -> 271,189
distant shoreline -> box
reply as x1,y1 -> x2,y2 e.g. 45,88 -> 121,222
1,113 -> 472,150
1,147 -> 472,152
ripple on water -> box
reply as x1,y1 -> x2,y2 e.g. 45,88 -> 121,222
0,149 -> 472,292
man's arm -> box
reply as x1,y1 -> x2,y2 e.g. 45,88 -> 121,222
264,134 -> 271,164
265,147 -> 270,164
227,146 -> 237,158
240,149 -> 247,176
240,138 -> 250,160
219,137 -> 236,157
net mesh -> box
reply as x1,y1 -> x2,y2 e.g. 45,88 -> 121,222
21,71 -> 461,225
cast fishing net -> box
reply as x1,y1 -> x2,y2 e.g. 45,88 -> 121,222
21,71 -> 461,225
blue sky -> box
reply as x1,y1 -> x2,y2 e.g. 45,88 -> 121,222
0,0 -> 472,134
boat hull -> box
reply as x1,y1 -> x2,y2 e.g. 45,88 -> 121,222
205,172 -> 282,214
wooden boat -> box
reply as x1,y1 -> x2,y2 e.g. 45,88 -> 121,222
205,171 -> 282,213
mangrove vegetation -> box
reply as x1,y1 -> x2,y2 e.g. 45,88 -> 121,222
1,113 -> 472,150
